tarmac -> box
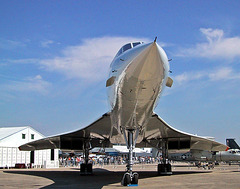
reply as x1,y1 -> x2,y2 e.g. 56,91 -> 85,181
0,163 -> 239,189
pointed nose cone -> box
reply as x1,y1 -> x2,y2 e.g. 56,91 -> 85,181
125,42 -> 168,82
117,42 -> 169,130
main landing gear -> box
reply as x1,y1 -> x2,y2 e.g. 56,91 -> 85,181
121,130 -> 139,186
80,141 -> 93,175
122,172 -> 139,186
158,139 -> 172,175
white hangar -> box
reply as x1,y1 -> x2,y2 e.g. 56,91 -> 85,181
0,126 -> 59,168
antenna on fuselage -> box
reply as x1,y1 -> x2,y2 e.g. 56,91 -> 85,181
154,37 -> 157,42
168,59 -> 173,73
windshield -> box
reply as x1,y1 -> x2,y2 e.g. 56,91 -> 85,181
115,42 -> 143,57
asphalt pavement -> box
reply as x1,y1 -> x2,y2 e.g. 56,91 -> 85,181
0,163 -> 239,189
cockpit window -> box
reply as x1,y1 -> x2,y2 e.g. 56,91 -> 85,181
132,42 -> 141,47
116,48 -> 122,57
122,43 -> 132,52
115,42 -> 143,57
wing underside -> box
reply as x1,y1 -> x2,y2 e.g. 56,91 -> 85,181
19,113 -> 113,151
136,114 -> 228,151
19,113 -> 227,152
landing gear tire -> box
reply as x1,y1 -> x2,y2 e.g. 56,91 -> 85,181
158,163 -> 172,175
122,173 -> 131,186
80,163 -> 93,175
131,172 -> 139,184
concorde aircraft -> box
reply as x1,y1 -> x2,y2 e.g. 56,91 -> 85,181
19,38 -> 228,186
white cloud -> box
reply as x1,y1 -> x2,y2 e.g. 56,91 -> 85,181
209,67 -> 240,81
40,36 -> 149,81
208,67 -> 232,81
178,28 -> 240,59
200,28 -> 224,43
3,58 -> 39,64
174,67 -> 240,85
175,73 -> 189,84
0,39 -> 26,50
40,40 -> 54,48
174,72 -> 206,84
2,75 -> 51,95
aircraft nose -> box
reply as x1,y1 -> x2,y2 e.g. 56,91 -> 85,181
125,42 -> 167,81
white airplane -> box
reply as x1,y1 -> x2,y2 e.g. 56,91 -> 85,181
168,149 -> 240,162
215,139 -> 240,163
168,138 -> 240,163
19,38 -> 228,186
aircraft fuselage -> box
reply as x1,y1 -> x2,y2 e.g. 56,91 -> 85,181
107,42 -> 169,143
168,149 -> 240,162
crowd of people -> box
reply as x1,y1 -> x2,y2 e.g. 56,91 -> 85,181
59,155 -> 160,167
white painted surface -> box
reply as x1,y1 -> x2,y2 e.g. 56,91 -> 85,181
0,126 -> 59,168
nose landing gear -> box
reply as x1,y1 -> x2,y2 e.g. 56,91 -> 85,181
122,172 -> 139,186
121,129 -> 139,186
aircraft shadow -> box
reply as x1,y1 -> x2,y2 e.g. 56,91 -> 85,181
4,168 -> 210,188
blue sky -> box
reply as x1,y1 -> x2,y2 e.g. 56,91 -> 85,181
0,0 -> 240,144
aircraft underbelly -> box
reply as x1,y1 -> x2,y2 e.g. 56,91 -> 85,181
109,42 -> 168,144
116,44 -> 165,130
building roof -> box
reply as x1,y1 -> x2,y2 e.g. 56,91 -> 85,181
0,126 -> 45,141
0,127 -> 27,141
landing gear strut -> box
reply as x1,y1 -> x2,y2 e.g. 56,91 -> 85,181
80,140 -> 93,175
121,130 -> 139,186
158,139 -> 172,175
